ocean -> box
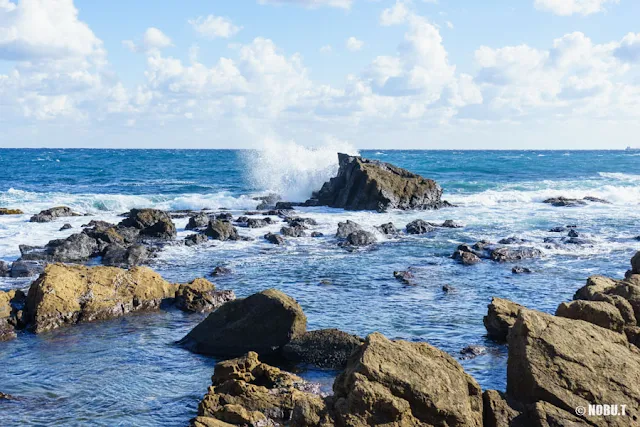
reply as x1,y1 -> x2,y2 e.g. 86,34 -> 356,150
1,148 -> 639,426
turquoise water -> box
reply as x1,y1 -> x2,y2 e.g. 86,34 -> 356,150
1,149 -> 640,426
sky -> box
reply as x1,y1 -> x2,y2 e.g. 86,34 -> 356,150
0,0 -> 639,149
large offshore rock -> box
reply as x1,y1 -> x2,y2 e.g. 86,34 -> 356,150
507,309 -> 640,426
25,264 -> 179,333
118,208 -> 177,239
181,289 -> 307,357
304,153 -> 445,212
330,332 -> 483,426
483,297 -> 526,341
282,329 -> 363,369
29,206 -> 79,222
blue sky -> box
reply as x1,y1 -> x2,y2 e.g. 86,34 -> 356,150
1,0 -> 639,149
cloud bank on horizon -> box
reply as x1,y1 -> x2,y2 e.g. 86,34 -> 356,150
0,0 -> 639,149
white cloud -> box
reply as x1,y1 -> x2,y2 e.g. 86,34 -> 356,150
446,21 -> 454,29
188,15 -> 241,39
258,0 -> 352,9
320,45 -> 332,54
346,36 -> 364,51
380,1 -> 409,26
123,27 -> 173,53
534,0 -> 619,16
615,33 -> 640,63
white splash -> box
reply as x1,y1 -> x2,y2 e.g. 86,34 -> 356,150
245,137 -> 359,202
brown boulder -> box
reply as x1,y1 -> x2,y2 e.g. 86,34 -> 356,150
330,332 -> 483,426
25,264 -> 179,333
0,208 -> 23,215
484,297 -> 525,341
181,289 -> 307,357
555,300 -> 626,333
175,279 -> 236,313
507,309 -> 640,426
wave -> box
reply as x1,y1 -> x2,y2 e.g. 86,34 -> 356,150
598,172 -> 640,183
0,188 -> 259,214
244,137 -> 359,202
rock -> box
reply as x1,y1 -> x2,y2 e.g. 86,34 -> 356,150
442,284 -> 452,292
82,220 -> 114,229
375,222 -> 398,235
211,266 -> 232,276
406,219 -> 435,234
281,225 -> 306,237
102,244 -> 151,267
512,266 -> 532,274
186,213 -> 210,230
118,208 -> 177,239
460,345 -> 487,360
567,229 -> 579,238
490,247 -> 542,262
342,230 -> 376,247
25,263 -> 179,333
497,237 -> 526,245
633,251 -> 640,274
205,220 -> 239,241
330,332 -> 483,426
264,233 -> 285,245
0,208 -> 23,215
542,197 -> 586,207
507,309 -> 640,426
0,261 -> 10,277
180,289 -> 307,357
0,392 -> 16,400
304,153 -> 446,212
482,390 -> 522,427
310,232 -> 324,238
10,260 -> 44,278
441,219 -> 463,228
556,300 -> 626,332
245,218 -> 268,228
574,275 -> 618,300
393,270 -> 415,284
175,279 -> 236,313
275,201 -> 295,210
185,233 -> 208,247
284,217 -> 317,228
336,220 -> 362,238
59,223 -> 72,231
484,297 -> 525,341
548,226 -> 565,232
1,290 -> 26,341
453,250 -> 481,265
48,232 -> 100,262
583,196 -> 611,204
282,329 -> 363,369
30,206 -> 79,222
194,352 -> 323,426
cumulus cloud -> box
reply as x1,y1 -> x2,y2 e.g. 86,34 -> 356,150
380,1 -> 409,26
534,0 -> 619,16
189,15 -> 241,39
123,27 -> 173,53
346,36 -> 364,51
258,0 -> 352,9
615,33 -> 640,63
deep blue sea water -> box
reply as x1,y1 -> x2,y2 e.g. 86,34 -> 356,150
1,148 -> 640,426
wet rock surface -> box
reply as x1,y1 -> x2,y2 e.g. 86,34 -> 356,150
281,329 -> 363,369
175,279 -> 236,313
406,219 -> 435,235
304,153 -> 446,211
29,206 -> 80,222
205,220 -> 239,241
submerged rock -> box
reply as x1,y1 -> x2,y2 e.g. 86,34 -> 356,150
304,153 -> 446,212
282,329 -> 363,369
453,249 -> 481,265
175,279 -> 236,313
542,197 -> 587,207
211,266 -> 232,276
264,232 -> 285,245
30,206 -> 79,223
393,270 -> 415,284
511,266 -> 532,274
180,289 -> 307,357
25,264 -> 179,333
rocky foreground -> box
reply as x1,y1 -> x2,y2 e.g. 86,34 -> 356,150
184,252 -> 640,426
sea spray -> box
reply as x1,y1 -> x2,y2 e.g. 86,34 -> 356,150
244,137 -> 359,202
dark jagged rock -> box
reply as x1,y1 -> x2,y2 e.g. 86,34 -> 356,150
633,251 -> 640,274
186,213 -> 209,230
542,197 -> 586,207
441,219 -> 463,228
184,234 -> 208,247
0,208 -> 23,215
102,244 -> 152,267
548,226 -> 565,232
275,202 -> 295,210
118,208 -> 177,239
0,261 -> 10,277
568,229 -> 579,238
497,236 -> 526,245
211,266 -> 232,276
484,297 -> 525,341
245,218 -> 269,228
174,278 -> 236,313
310,232 -> 323,237
281,225 -> 306,237
336,220 -> 362,238
284,217 -> 317,228
453,249 -> 481,265
205,220 -> 239,241
583,196 -> 612,204
512,266 -> 532,274
406,219 -> 435,234
304,153 -> 446,212
460,345 -> 487,360
375,222 -> 398,235
1,290 -> 26,341
393,270 -> 415,284
490,247 -> 542,262
282,329 -> 363,369
10,260 -> 44,278
341,230 -> 376,247
264,233 -> 285,245
180,289 -> 307,357
30,206 -> 80,222
59,223 -> 72,231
